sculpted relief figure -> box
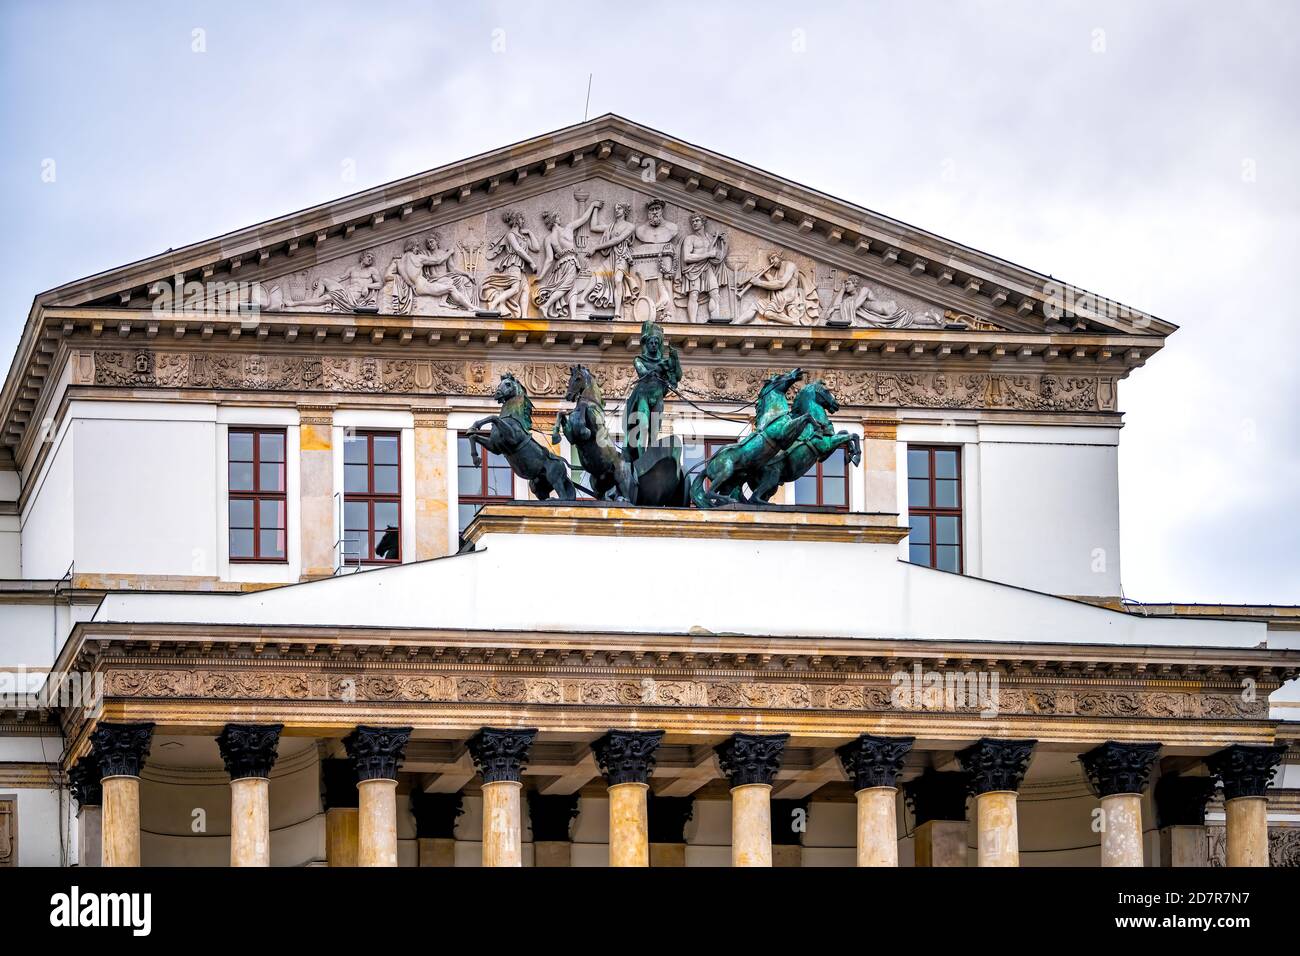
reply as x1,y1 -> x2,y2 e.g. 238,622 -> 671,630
675,213 -> 729,322
386,237 -> 478,314
420,234 -> 476,306
274,252 -> 383,312
633,198 -> 679,320
585,201 -> 642,318
736,252 -> 820,326
480,209 -> 540,317
826,274 -> 943,329
533,203 -> 600,318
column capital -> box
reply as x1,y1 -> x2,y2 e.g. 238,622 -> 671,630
467,727 -> 538,783
343,725 -> 413,782
69,755 -> 103,808
902,769 -> 969,824
956,738 -> 1036,795
715,732 -> 790,788
410,791 -> 464,839
647,794 -> 694,844
592,729 -> 665,786
526,792 -> 580,842
216,723 -> 284,780
90,722 -> 155,779
1154,773 -> 1217,827
1080,741 -> 1161,797
1206,744 -> 1287,800
836,734 -> 915,791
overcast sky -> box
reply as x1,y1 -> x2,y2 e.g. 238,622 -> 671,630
1,1 -> 1296,603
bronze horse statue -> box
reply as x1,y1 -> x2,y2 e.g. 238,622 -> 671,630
749,380 -> 862,503
553,365 -> 634,501
464,373 -> 575,502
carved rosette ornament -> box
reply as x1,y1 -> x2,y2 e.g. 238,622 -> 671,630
410,792 -> 464,840
69,756 -> 103,808
1205,744 -> 1288,800
714,732 -> 790,788
215,723 -> 284,780
955,738 -> 1036,795
591,729 -> 665,786
89,722 -> 155,779
467,726 -> 538,784
527,792 -> 581,842
342,725 -> 413,782
1153,774 -> 1217,828
1079,741 -> 1161,797
836,734 -> 916,791
903,770 -> 970,824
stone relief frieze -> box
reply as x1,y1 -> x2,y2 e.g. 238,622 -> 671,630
1208,826 -> 1300,867
239,181 -> 975,330
90,349 -> 1114,412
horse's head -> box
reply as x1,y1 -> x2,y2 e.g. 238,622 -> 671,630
495,372 -> 526,405
566,364 -> 597,402
797,379 -> 840,414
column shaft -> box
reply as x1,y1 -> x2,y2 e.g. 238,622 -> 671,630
1099,792 -> 1143,867
856,786 -> 898,867
609,782 -> 650,867
357,778 -> 399,867
1225,797 -> 1269,867
914,820 -> 967,867
101,776 -> 141,868
230,777 -> 271,866
976,791 -> 1019,867
482,780 -> 523,867
78,807 -> 102,868
731,784 -> 773,867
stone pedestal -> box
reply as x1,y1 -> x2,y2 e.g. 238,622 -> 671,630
1159,825 -> 1209,867
771,843 -> 802,867
78,806 -> 103,868
649,842 -> 686,867
411,791 -> 463,866
533,840 -> 571,867
1154,773 -> 1216,868
482,780 -> 523,867
358,778 -> 399,867
914,820 -> 968,867
1225,797 -> 1269,867
326,808 -> 359,867
418,836 -> 457,867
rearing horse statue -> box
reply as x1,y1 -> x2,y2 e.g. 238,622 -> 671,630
464,373 -> 575,502
552,364 -> 634,501
749,380 -> 862,503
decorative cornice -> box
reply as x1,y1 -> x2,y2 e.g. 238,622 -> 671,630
647,794 -> 694,844
903,769 -> 969,824
1206,744 -> 1288,800
1079,741 -> 1161,797
410,791 -> 463,839
715,732 -> 789,788
215,723 -> 284,780
526,792 -> 580,842
90,722 -> 154,779
591,729 -> 664,786
956,738 -> 1036,795
1154,774 -> 1217,827
836,733 -> 915,791
467,726 -> 538,784
342,725 -> 412,782
69,756 -> 102,807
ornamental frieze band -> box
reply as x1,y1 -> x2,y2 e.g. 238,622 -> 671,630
89,348 -> 1112,412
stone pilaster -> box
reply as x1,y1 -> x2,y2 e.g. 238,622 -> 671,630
321,757 -> 359,867
647,794 -> 694,867
861,416 -> 901,515
69,756 -> 103,868
593,729 -> 663,867
903,769 -> 970,867
1206,744 -> 1286,867
527,792 -> 580,867
413,406 -> 452,559
298,404 -> 336,579
838,734 -> 914,867
957,738 -> 1035,868
90,722 -> 154,868
468,727 -> 538,867
216,723 -> 283,867
343,725 -> 412,867
1080,741 -> 1160,868
1154,773 -> 1216,867
410,791 -> 463,867
715,732 -> 789,867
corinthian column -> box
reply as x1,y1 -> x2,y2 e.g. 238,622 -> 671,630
1207,744 -> 1286,867
216,723 -> 283,867
90,722 -> 154,868
69,756 -> 103,868
1154,773 -> 1216,867
956,738 -> 1035,867
903,770 -> 970,867
343,725 -> 412,867
592,730 -> 664,867
715,733 -> 789,867
837,734 -> 914,866
1080,741 -> 1160,867
467,727 -> 538,867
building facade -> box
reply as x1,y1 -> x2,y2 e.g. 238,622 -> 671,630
0,115 -> 1296,867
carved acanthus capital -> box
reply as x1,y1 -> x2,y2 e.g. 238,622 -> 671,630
592,729 -> 664,786
714,732 -> 790,788
69,755 -> 102,807
342,725 -> 413,782
836,733 -> 915,791
467,726 -> 538,784
216,723 -> 284,780
1153,774 -> 1217,827
1206,744 -> 1287,801
90,722 -> 155,779
526,792 -> 580,842
1079,741 -> 1161,797
903,769 -> 970,824
956,738 -> 1036,795
410,791 -> 464,839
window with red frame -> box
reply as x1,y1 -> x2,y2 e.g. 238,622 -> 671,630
228,429 -> 286,562
457,434 -> 513,535
906,445 -> 962,572
793,447 -> 850,510
344,431 -> 401,563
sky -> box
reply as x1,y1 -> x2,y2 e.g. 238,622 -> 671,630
1,0 -> 1296,603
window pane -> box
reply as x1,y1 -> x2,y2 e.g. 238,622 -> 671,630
908,478 -> 930,507
344,435 -> 369,465
486,466 -> 513,497
229,498 -> 254,529
793,474 -> 818,506
344,501 -> 368,533
374,526 -> 400,560
259,462 -> 284,492
228,432 -> 253,462
373,464 -> 399,495
260,529 -> 285,561
373,501 -> 399,533
373,434 -> 399,465
934,449 -> 958,479
457,435 -> 473,459
345,463 -> 369,494
909,516 -> 930,544
936,545 -> 960,572
935,479 -> 959,508
909,544 -> 931,567
260,432 -> 285,463
258,498 -> 285,530
936,515 -> 960,546
458,503 -> 479,532
907,448 -> 929,478
486,450 -> 509,470
821,474 -> 846,508
229,461 -> 254,492
458,465 -> 484,496
823,448 -> 847,478
229,529 -> 254,559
